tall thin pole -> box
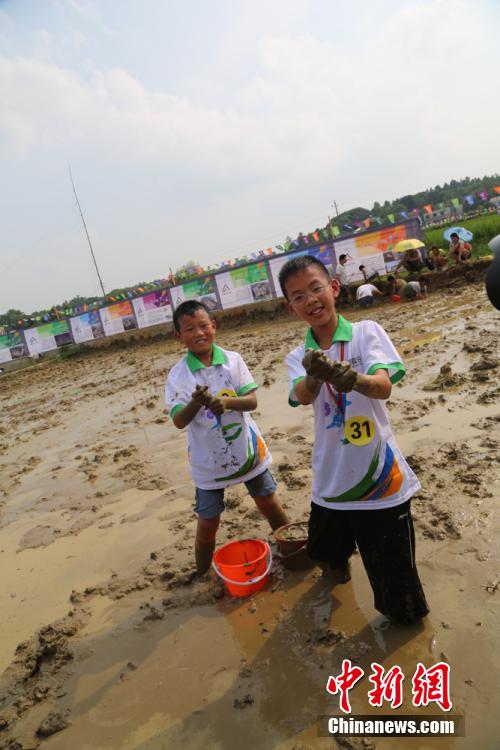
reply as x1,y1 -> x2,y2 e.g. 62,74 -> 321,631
69,166 -> 106,299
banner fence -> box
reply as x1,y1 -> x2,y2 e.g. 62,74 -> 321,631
1,219 -> 421,363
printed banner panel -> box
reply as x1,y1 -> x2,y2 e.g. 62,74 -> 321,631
69,310 -> 106,344
99,302 -> 137,336
170,275 -> 219,311
0,331 -> 28,363
333,225 -> 415,281
268,245 -> 334,298
215,262 -> 272,309
132,290 -> 173,328
268,250 -> 308,298
24,320 -> 72,355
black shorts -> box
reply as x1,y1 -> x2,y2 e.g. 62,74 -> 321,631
307,500 -> 429,624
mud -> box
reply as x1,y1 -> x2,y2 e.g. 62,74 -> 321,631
0,276 -> 499,749
275,523 -> 309,542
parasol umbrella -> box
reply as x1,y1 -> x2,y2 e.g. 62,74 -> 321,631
444,227 -> 473,242
393,239 -> 426,253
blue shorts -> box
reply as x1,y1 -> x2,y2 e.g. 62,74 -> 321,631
194,468 -> 277,519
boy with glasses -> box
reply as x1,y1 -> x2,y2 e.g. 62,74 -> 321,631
278,256 -> 429,625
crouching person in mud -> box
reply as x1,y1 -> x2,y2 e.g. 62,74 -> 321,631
165,300 -> 289,575
279,256 -> 429,625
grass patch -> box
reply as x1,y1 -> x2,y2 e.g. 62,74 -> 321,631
424,214 -> 500,258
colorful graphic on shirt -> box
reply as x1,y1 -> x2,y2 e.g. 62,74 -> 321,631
322,442 -> 403,502
208,388 -> 242,439
324,389 -> 351,429
220,422 -> 243,442
214,426 -> 266,481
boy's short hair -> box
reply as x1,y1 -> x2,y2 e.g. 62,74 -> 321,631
431,245 -> 439,250
339,254 -> 347,262
418,275 -> 429,284
173,300 -> 211,332
387,275 -> 395,281
450,232 -> 459,239
359,264 -> 366,271
278,255 -> 330,299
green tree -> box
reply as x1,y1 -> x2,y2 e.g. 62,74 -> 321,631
0,309 -> 26,328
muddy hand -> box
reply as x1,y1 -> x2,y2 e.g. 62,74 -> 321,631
326,360 -> 358,392
191,384 -> 212,407
206,395 -> 225,416
302,349 -> 335,382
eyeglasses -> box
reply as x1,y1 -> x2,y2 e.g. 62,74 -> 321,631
289,283 -> 329,306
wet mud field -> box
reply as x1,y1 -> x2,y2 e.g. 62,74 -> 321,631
0,279 -> 499,750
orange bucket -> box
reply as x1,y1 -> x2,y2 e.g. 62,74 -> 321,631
212,540 -> 272,597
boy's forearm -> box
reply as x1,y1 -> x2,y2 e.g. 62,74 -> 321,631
353,372 -> 392,400
172,399 -> 203,429
222,393 -> 257,412
294,375 -> 322,405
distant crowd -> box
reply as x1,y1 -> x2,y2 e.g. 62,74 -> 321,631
336,232 -> 474,308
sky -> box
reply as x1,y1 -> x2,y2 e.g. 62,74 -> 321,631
1,0 -> 498,313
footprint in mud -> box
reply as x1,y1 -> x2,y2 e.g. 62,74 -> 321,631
17,524 -> 60,551
276,462 -> 307,489
412,494 -> 461,541
0,611 -> 88,740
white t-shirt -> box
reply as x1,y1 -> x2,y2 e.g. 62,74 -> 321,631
336,264 -> 349,286
286,316 -> 420,510
165,345 -> 271,490
356,283 -> 379,300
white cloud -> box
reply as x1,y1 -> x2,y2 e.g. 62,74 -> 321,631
0,0 -> 498,311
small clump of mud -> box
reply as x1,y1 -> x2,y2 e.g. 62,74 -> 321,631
36,709 -> 71,738
423,363 -> 467,391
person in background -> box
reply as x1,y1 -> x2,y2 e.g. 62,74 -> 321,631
336,254 -> 352,305
356,282 -> 383,308
386,275 -> 408,296
449,233 -> 472,264
359,264 -> 380,282
394,248 -> 425,275
401,276 -> 429,301
428,245 -> 448,271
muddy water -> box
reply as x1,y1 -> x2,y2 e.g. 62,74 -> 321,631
0,281 -> 499,749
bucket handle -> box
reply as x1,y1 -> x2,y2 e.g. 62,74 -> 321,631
212,543 -> 273,587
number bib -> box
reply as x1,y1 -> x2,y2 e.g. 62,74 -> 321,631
344,416 -> 375,446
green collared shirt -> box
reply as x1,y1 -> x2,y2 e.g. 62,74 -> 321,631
165,345 -> 267,489
185,343 -> 227,372
303,314 -> 353,351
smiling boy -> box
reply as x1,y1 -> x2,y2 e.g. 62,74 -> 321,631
165,300 -> 289,574
279,256 -> 429,624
